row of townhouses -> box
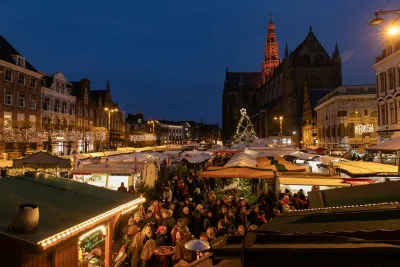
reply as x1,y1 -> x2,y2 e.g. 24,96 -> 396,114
0,34 -> 125,156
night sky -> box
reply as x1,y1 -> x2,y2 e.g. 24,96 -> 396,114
1,0 -> 398,125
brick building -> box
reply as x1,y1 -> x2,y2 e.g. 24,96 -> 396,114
0,35 -> 43,155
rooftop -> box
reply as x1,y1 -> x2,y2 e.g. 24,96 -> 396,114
317,84 -> 376,106
256,203 -> 400,235
0,175 -> 138,248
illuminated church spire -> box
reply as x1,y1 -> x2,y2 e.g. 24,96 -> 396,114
262,13 -> 280,84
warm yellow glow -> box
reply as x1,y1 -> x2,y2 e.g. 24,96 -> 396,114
274,117 -> 277,120
78,225 -> 107,242
388,25 -> 400,36
104,107 -> 109,111
37,197 -> 145,250
279,116 -> 283,120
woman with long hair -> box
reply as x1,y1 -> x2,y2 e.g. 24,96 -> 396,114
140,239 -> 157,267
172,231 -> 194,265
131,225 -> 153,267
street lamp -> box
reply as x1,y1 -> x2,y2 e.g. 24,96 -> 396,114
369,9 -> 400,36
147,120 -> 156,146
274,116 -> 283,145
104,107 -> 118,149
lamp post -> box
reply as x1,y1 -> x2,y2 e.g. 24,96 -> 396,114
274,116 -> 283,145
104,107 -> 118,150
369,9 -> 400,36
147,120 -> 156,146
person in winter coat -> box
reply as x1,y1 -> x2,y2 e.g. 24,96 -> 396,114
172,231 -> 194,265
143,210 -> 157,234
155,226 -> 168,247
171,219 -> 190,245
216,219 -> 229,237
140,239 -> 157,267
191,204 -> 204,238
133,213 -> 144,231
130,225 -> 153,267
247,205 -> 259,225
235,206 -> 248,228
255,211 -> 267,226
192,188 -> 203,206
203,210 -> 213,231
161,210 -> 176,234
180,207 -> 192,230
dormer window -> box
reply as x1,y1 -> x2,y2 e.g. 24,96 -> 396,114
13,55 -> 26,68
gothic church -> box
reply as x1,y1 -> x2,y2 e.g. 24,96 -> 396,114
222,19 -> 342,144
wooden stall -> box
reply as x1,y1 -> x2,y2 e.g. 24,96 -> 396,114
0,174 -> 145,267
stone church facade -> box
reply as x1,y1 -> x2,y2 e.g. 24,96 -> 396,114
222,19 -> 343,144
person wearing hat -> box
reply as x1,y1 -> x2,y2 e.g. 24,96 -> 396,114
155,226 -> 168,247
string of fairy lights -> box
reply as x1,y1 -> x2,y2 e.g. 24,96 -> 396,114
232,108 -> 258,144
0,128 -> 107,143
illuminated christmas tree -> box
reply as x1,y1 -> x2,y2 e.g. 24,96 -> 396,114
232,108 -> 258,144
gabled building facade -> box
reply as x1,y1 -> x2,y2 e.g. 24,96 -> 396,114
373,39 -> 400,142
0,34 -> 43,154
41,72 -> 76,154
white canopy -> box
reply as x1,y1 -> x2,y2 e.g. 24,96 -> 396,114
366,137 -> 400,152
184,153 -> 212,164
225,153 -> 257,168
290,151 -> 318,160
315,155 -> 342,164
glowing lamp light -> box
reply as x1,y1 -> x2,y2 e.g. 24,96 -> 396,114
388,25 -> 400,36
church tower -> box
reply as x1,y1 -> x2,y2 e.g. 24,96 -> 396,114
262,17 -> 280,84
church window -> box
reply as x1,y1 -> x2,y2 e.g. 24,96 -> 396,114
230,94 -> 236,104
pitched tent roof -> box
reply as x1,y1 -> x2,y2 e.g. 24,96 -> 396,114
0,175 -> 143,250
13,151 -> 72,169
0,34 -> 38,72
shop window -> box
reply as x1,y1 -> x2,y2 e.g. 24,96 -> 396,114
389,68 -> 395,90
3,111 -> 12,128
30,77 -> 37,89
380,72 -> 386,93
17,92 -> 25,107
4,90 -> 12,105
30,95 -> 36,110
4,70 -> 13,82
18,73 -> 25,85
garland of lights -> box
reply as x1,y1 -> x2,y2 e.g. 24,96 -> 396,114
0,129 -> 107,143
129,134 -> 156,143
232,108 -> 257,144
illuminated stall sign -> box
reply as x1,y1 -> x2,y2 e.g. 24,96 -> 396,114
79,225 -> 106,253
129,134 -> 156,143
354,124 -> 374,135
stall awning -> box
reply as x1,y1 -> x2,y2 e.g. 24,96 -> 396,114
366,138 -> 400,152
200,167 -> 274,179
331,161 -> 400,177
341,178 -> 375,186
279,177 -> 349,186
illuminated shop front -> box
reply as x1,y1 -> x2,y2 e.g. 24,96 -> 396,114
72,171 -> 142,190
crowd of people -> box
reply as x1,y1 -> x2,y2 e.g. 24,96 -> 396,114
112,170 -> 310,267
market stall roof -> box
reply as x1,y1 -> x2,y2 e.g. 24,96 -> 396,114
225,153 -> 258,168
13,151 -> 72,169
183,153 -> 212,164
315,155 -> 342,164
255,203 -> 400,235
290,151 -> 318,160
331,161 -> 400,177
199,167 -> 274,179
279,177 -> 348,186
0,175 -> 145,251
366,137 -> 400,152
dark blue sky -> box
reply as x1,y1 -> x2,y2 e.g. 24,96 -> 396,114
1,0 -> 398,125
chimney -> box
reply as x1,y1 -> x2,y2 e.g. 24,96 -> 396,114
11,204 -> 39,233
